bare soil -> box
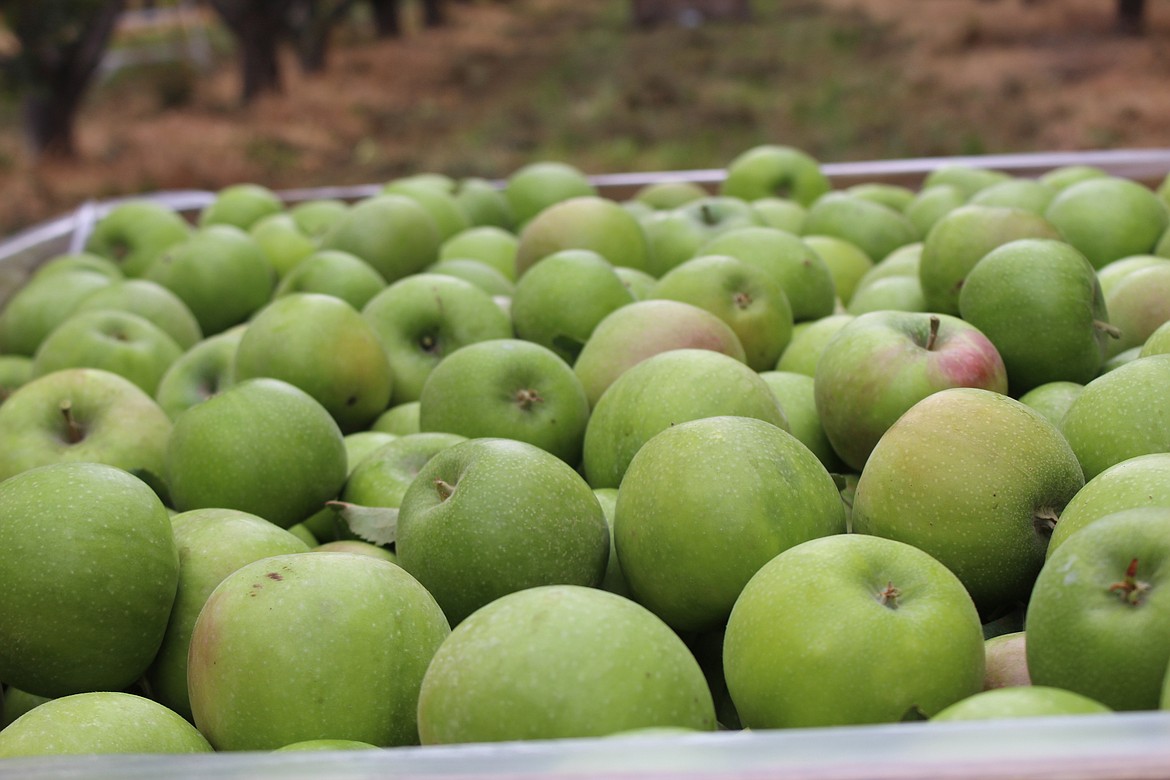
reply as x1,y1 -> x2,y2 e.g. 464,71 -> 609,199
1,0 -> 1169,236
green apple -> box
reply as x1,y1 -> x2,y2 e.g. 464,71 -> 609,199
774,313 -> 855,375
572,299 -> 746,408
615,415 -> 846,633
0,354 -> 33,404
905,184 -> 967,239
343,431 -> 396,474
801,192 -> 918,262
362,273 -> 513,406
426,258 -> 514,297
814,312 -> 1009,472
312,541 -> 397,565
982,631 -> 1030,689
188,551 -> 450,749
453,176 -> 515,230
723,533 -> 985,727
1049,453 -> 1170,556
234,293 -> 393,433
698,226 -> 836,322
418,339 -> 589,464
147,508 -> 311,720
719,144 -> 830,206
632,180 -> 708,210
249,212 -> 318,278
958,238 -> 1117,393
801,234 -> 874,307
1026,508 -> 1170,710
847,182 -> 916,212
395,437 -> 609,626
288,198 -> 349,239
343,432 -> 467,512
0,692 -> 211,757
853,241 -> 922,291
273,249 -> 388,310
0,367 -> 172,488
638,196 -> 761,278
1059,355 -> 1170,480
72,277 -> 203,350
1103,261 -> 1170,356
751,196 -> 807,233
1017,380 -> 1084,428
592,487 -> 629,597
921,165 -> 1012,199
30,251 -> 122,281
919,204 -> 1061,315
417,585 -> 715,743
144,225 -> 276,336
759,370 -> 845,473
0,462 -> 177,698
84,200 -> 192,277
614,266 -> 657,299
31,309 -> 183,396
932,687 -> 1111,722
1045,176 -> 1170,268
510,249 -> 635,364
968,178 -> 1057,215
847,275 -> 927,314
1140,319 -> 1170,357
650,254 -> 794,371
198,182 -> 284,230
438,226 -> 519,281
504,160 -> 597,227
852,387 -> 1086,615
319,194 -> 442,284
582,348 -> 788,489
1039,164 -> 1109,191
165,377 -> 348,528
371,401 -> 421,436
1096,255 -> 1169,297
383,177 -> 471,242
154,325 -> 244,419
274,738 -> 379,751
515,195 -> 649,277
0,268 -> 114,356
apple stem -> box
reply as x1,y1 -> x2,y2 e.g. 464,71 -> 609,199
1108,557 -> 1151,606
875,581 -> 901,609
700,203 -> 717,226
925,315 -> 941,351
1094,320 -> 1123,340
434,478 -> 455,502
1032,507 -> 1059,538
59,400 -> 85,444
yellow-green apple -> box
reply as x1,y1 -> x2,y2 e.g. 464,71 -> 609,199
319,194 -> 442,284
958,238 -> 1118,393
650,254 -> 794,371
510,249 -> 635,365
249,213 -> 317,278
723,533 -> 985,728
0,354 -> 33,404
362,273 -> 513,405
847,276 -> 927,314
1059,355 -> 1170,480
426,258 -> 514,297
801,234 -> 873,307
198,182 -> 283,230
0,462 -> 177,698
147,508 -> 310,720
395,437 -> 609,626
905,184 -> 966,239
383,177 -> 471,242
154,325 -> 244,419
852,387 -> 1085,615
982,631 -> 1030,689
1102,262 -> 1170,356
453,177 -> 516,230
73,278 -> 202,350
719,144 -> 830,206
615,415 -> 846,633
272,249 -> 388,310
921,165 -> 1011,199
775,313 -> 855,375
759,370 -> 845,473
931,687 -> 1111,722
188,552 -> 450,749
0,692 -> 211,758
144,225 -> 276,336
591,487 -> 629,597
1045,176 -> 1170,268
234,293 -> 393,433
1039,164 -> 1108,191
438,226 -> 519,281
632,180 -> 708,210
343,432 -> 467,512
418,339 -> 589,464
813,312 -> 1008,472
84,200 -> 191,277
968,178 -> 1057,215
751,197 -> 807,233
371,401 -> 421,435
582,348 -> 787,489
919,204 -> 1061,315
30,251 -> 122,281
1097,255 -> 1169,297
416,585 -> 715,743
847,182 -> 916,212
801,192 -> 918,262
1017,380 -> 1084,428
1026,508 -> 1170,710
504,160 -> 597,228
288,198 -> 348,239
0,268 -> 114,356
165,377 -> 348,528
515,195 -> 649,277
0,368 -> 172,488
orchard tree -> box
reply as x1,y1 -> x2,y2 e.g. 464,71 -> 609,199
208,0 -> 287,103
1117,0 -> 1145,34
0,0 -> 127,160
286,0 -> 360,73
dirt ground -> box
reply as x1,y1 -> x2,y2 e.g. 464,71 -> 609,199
1,0 -> 1169,236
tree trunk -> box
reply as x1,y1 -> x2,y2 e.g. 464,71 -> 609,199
287,0 -> 358,74
209,0 -> 288,103
1117,0 -> 1145,34
369,0 -> 402,37
7,0 -> 127,160
422,0 -> 446,27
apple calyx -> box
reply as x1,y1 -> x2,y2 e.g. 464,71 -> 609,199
418,332 -> 441,356
514,387 -> 543,411
733,291 -> 753,310
58,399 -> 86,444
1108,558 -> 1151,606
434,477 -> 456,502
1093,320 -> 1123,340
326,500 -> 399,546
1032,507 -> 1059,538
874,582 -> 901,609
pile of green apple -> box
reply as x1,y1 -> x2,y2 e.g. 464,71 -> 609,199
2,144 -> 1170,757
